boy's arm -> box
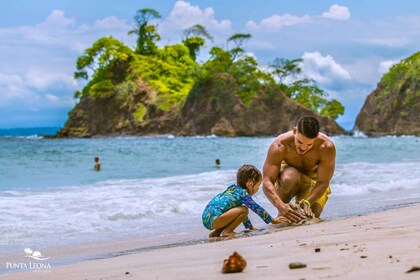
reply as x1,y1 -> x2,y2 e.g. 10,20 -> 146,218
242,217 -> 253,229
242,194 -> 272,224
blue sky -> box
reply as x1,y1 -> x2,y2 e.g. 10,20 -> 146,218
1,1 -> 419,130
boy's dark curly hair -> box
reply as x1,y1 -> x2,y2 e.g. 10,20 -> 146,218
236,164 -> 262,189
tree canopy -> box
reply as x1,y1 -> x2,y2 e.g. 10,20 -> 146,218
128,8 -> 161,55
270,57 -> 344,119
182,24 -> 213,61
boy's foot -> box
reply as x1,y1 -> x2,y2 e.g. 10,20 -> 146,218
209,228 -> 225,238
221,230 -> 237,237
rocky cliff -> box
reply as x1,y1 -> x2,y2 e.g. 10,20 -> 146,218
355,52 -> 420,136
56,73 -> 344,137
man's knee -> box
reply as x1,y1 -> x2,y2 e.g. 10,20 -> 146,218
311,203 -> 323,218
279,168 -> 301,195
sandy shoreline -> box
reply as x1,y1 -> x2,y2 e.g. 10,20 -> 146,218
2,204 -> 420,279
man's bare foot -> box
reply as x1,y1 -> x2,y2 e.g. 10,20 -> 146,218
221,230 -> 237,237
209,227 -> 225,238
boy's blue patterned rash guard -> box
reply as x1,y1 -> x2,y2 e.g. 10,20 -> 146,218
202,184 -> 273,230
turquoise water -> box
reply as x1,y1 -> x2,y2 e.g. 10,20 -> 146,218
1,135 -> 419,190
0,134 -> 419,255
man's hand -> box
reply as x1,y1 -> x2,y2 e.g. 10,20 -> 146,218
278,203 -> 304,223
299,199 -> 315,218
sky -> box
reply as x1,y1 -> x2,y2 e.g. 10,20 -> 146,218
0,1 -> 419,130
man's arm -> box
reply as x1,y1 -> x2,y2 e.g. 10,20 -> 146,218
307,142 -> 336,204
262,142 -> 303,222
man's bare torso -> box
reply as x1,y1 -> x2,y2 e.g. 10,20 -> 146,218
274,131 -> 333,179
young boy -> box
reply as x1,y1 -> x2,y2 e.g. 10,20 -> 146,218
202,164 -> 287,237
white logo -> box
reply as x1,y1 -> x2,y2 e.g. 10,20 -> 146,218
5,248 -> 52,271
23,248 -> 51,261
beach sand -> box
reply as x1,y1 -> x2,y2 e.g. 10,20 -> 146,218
2,204 -> 420,279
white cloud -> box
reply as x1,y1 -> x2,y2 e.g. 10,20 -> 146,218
159,1 -> 232,38
0,73 -> 27,102
45,94 -> 59,102
42,10 -> 75,28
246,14 -> 311,32
301,52 -> 351,84
322,5 -> 350,21
0,9 -> 130,112
363,38 -> 409,47
43,93 -> 75,107
0,73 -> 24,88
245,5 -> 350,34
94,16 -> 128,30
0,75 -> 35,105
378,59 -> 400,74
0,10 -> 131,52
248,41 -> 277,50
26,71 -> 77,90
0,70 -> 78,108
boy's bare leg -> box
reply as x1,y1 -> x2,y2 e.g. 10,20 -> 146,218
221,211 -> 248,237
209,227 -> 225,237
209,206 -> 249,238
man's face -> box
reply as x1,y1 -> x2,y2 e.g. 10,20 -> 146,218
293,128 -> 316,155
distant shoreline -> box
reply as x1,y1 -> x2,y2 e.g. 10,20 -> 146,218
3,125 -> 420,138
0,127 -> 61,137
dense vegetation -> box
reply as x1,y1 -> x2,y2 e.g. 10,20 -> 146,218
73,8 -> 345,119
377,52 -> 420,110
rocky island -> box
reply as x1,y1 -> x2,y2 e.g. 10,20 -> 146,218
355,52 -> 420,136
57,72 -> 344,137
56,9 -> 345,138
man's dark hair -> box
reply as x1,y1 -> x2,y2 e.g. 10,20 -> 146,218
297,116 -> 320,139
236,164 -> 262,189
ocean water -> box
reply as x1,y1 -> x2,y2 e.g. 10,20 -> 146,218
0,133 -> 420,255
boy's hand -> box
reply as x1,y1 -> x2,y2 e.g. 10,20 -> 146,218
247,226 -> 257,230
271,216 -> 290,224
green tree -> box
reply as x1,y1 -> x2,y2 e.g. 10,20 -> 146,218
129,44 -> 197,110
182,24 -> 213,61
73,36 -> 134,98
227,33 -> 251,60
128,8 -> 161,55
74,37 -> 133,80
320,99 -> 345,119
286,78 -> 328,112
202,44 -> 274,105
270,58 -> 302,84
202,46 -> 233,75
270,57 -> 345,118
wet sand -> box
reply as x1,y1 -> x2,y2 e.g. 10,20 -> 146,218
2,204 -> 420,279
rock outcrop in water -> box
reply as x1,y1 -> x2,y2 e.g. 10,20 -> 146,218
56,73 -> 344,137
355,52 -> 420,136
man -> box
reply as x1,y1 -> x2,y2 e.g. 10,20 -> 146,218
262,116 -> 336,222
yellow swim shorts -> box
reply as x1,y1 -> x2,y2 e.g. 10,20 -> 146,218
280,163 -> 331,208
